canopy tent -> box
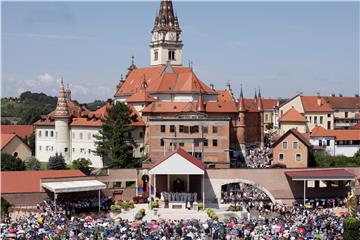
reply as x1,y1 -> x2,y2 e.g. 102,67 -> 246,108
285,169 -> 356,205
41,180 -> 106,212
42,180 -> 106,193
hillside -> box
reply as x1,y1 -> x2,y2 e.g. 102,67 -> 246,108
1,91 -> 106,125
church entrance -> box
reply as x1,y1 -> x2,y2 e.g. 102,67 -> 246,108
169,175 -> 187,192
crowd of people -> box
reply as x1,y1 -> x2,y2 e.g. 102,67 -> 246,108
245,147 -> 273,168
1,192 -> 358,239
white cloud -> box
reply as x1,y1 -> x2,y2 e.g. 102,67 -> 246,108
24,73 -> 58,87
71,84 -> 89,95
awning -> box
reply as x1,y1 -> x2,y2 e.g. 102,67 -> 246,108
285,169 -> 355,181
42,180 -> 106,193
149,148 -> 204,175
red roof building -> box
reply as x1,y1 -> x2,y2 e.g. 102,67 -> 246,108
0,125 -> 34,139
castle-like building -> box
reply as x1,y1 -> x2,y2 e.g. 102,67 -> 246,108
34,0 -> 265,168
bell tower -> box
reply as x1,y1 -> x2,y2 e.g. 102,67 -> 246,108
150,0 -> 183,66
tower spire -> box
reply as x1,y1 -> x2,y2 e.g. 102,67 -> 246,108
54,79 -> 69,119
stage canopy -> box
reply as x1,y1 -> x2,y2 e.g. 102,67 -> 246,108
41,180 -> 106,193
285,169 -> 355,181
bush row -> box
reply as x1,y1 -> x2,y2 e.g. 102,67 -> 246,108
206,209 -> 219,221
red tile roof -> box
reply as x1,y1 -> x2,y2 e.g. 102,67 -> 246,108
0,125 -> 33,139
285,169 -> 355,180
127,91 -> 156,103
273,128 -> 311,148
149,147 -> 205,171
351,122 -> 360,129
1,133 -> 17,150
311,126 -> 360,141
115,66 -> 216,96
216,90 -> 233,102
324,96 -> 360,110
279,108 -> 307,122
70,118 -> 103,127
300,96 -> 333,112
262,99 -> 278,110
0,170 -> 85,193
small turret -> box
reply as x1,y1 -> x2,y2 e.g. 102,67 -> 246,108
54,79 -> 70,119
126,56 -> 137,78
238,85 -> 245,112
66,84 -> 71,101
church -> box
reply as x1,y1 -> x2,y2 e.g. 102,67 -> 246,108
34,0 -> 264,169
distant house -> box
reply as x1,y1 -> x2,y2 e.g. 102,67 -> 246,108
272,129 -> 311,168
279,107 -> 307,134
1,133 -> 32,160
310,126 -> 360,157
0,125 -> 34,140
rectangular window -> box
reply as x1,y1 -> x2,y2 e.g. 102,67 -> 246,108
179,142 -> 184,147
128,132 -> 132,138
80,132 -> 83,139
88,132 -> 91,140
204,139 -> 208,147
279,153 -> 284,161
295,153 -> 301,161
309,116 -> 312,122
282,141 -> 288,149
190,126 -> 199,133
345,112 -> 348,118
154,50 -> 158,61
126,181 -> 136,188
326,140 -> 330,146
292,142 -> 298,149
328,114 -> 331,117
170,125 -> 175,133
327,121 -> 331,129
184,126 -> 189,133
179,125 -> 184,133
88,149 -> 91,154
195,141 -> 199,147
203,126 -> 208,133
161,125 -> 166,133
319,140 -> 322,146
213,139 -> 218,147
113,182 -> 122,188
72,148 -> 75,152
80,148 -> 85,153
160,139 -> 164,146
38,131 -> 42,137
45,131 -> 48,137
320,116 -> 323,124
314,116 -> 317,124
168,50 -> 175,60
50,131 -> 54,137
139,132 -> 143,138
212,126 -> 218,133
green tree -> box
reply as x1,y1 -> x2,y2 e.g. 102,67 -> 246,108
48,153 -> 67,170
26,157 -> 41,170
95,102 -> 137,168
25,133 -> 36,155
1,197 -> 12,219
1,153 -> 26,171
72,158 -> 93,175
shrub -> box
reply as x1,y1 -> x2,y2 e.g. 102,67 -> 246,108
149,201 -> 159,209
71,158 -> 93,175
197,202 -> 204,211
134,208 -> 146,220
26,157 -> 41,170
120,201 -> 129,211
110,205 -> 122,212
206,209 -> 219,221
48,153 -> 67,170
128,200 -> 135,209
1,153 -> 26,171
343,216 -> 360,240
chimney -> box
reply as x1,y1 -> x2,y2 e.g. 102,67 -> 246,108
355,94 -> 359,98
339,94 -> 343,97
330,93 -> 335,97
210,83 -> 215,90
316,91 -> 321,106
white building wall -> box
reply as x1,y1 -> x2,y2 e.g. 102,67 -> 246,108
35,126 -> 56,162
55,119 -> 70,163
310,137 -> 335,155
335,145 -> 360,157
70,126 -> 103,168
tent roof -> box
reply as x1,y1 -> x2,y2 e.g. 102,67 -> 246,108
285,169 -> 355,181
149,148 -> 204,175
41,180 -> 106,193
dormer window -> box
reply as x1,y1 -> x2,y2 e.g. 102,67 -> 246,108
168,50 -> 175,60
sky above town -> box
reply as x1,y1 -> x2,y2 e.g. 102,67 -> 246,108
2,1 -> 359,102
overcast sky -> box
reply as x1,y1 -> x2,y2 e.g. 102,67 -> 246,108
2,1 -> 359,102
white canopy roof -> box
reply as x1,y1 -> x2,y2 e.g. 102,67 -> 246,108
149,150 -> 204,175
42,180 -> 106,193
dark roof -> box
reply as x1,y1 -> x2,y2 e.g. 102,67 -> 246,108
273,128 -> 311,148
285,169 -> 355,180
